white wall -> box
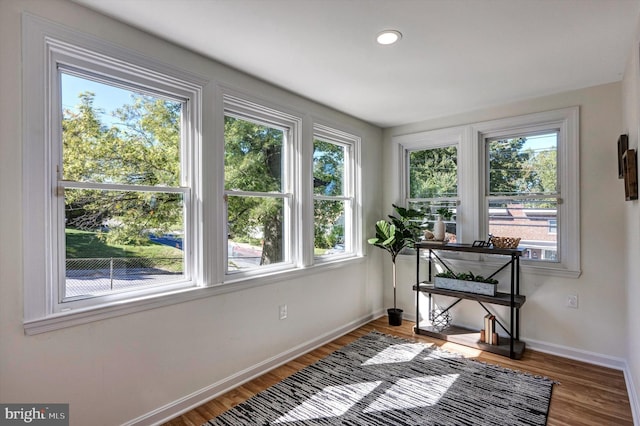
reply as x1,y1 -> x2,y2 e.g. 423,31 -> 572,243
0,1 -> 384,425
621,12 -> 640,424
382,83 -> 629,362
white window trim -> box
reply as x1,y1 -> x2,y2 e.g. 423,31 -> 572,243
393,107 -> 580,278
312,123 -> 362,263
22,14 -> 207,334
471,107 -> 580,277
20,16 -> 366,334
222,93 -> 303,280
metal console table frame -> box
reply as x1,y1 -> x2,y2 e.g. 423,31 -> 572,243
414,242 -> 526,359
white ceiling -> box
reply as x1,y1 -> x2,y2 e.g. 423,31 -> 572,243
74,0 -> 640,128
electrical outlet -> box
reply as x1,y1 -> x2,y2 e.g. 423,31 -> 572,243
566,294 -> 578,309
279,304 -> 287,320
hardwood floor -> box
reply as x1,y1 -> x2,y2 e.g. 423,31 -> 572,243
164,317 -> 633,425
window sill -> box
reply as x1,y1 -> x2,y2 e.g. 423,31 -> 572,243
24,255 -> 366,335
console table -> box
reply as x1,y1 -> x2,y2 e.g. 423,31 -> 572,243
414,242 -> 526,359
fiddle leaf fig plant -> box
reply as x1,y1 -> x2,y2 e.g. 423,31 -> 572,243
368,204 -> 424,313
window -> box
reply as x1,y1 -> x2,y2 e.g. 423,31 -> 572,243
395,108 -> 580,277
485,131 -> 559,262
22,18 -> 364,333
59,71 -> 190,303
23,17 -> 205,332
223,96 -> 300,276
313,125 -> 359,258
406,145 -> 458,242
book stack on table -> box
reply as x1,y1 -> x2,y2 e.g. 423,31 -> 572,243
480,314 -> 499,345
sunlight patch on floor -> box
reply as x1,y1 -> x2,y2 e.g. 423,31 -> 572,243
274,381 -> 382,423
364,374 -> 459,413
362,342 -> 430,366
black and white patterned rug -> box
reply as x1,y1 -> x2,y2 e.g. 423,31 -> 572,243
204,331 -> 554,425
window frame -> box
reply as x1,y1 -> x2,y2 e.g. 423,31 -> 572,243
222,95 -> 302,279
55,66 -> 196,310
394,107 -> 580,277
405,144 -> 460,242
312,124 -> 361,262
22,15 -> 206,333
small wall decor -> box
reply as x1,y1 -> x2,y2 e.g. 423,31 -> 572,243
622,148 -> 638,201
618,134 -> 628,179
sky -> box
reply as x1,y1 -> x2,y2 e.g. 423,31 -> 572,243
62,71 -> 558,156
521,133 -> 557,153
61,72 -> 143,127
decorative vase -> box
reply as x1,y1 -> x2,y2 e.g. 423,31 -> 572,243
433,215 -> 446,241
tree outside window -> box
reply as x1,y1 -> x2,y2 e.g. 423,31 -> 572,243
486,132 -> 559,261
60,72 -> 188,300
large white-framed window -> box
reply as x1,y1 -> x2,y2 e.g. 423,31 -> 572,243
484,129 -> 560,262
23,16 -> 205,332
223,95 -> 301,278
395,127 -> 470,244
406,144 -> 459,241
312,124 -> 361,261
394,108 -> 580,277
474,108 -> 580,276
22,17 -> 366,334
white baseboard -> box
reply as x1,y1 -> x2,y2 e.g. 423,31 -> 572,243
524,337 -> 628,370
124,309 -> 385,426
526,338 -> 640,425
623,365 -> 640,426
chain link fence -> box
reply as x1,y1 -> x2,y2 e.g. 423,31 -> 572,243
65,257 -> 183,298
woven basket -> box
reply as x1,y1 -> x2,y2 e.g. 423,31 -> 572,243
490,236 -> 521,249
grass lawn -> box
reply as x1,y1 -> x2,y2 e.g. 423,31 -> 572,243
66,229 -> 182,259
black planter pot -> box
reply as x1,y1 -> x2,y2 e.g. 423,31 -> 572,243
387,308 -> 404,326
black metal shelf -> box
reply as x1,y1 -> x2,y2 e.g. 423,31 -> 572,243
413,283 -> 526,308
413,324 -> 527,359
414,243 -> 526,359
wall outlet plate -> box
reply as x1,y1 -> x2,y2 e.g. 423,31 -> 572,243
566,294 -> 578,309
279,304 -> 287,320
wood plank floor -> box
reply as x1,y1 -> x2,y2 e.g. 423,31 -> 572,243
164,317 -> 633,425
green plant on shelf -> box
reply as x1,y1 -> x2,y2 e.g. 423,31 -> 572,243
436,207 -> 454,221
435,270 -> 498,284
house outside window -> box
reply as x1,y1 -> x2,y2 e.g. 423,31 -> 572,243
486,131 -> 559,262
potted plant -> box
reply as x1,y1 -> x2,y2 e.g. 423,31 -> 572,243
368,204 -> 423,326
434,270 -> 499,296
436,207 -> 454,221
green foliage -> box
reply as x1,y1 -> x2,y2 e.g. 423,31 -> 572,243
65,229 -> 181,259
435,270 -> 498,284
368,204 -> 423,263
224,116 -> 284,264
313,140 -> 346,250
488,137 -> 530,195
436,207 -> 454,220
409,146 -> 457,198
488,137 -> 557,208
62,92 -> 183,246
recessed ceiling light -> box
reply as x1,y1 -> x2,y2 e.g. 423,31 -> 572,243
376,30 -> 402,45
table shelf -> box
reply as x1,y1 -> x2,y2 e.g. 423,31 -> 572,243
414,243 -> 526,359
